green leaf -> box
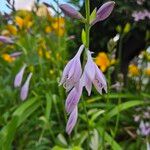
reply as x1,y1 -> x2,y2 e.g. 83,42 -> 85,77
90,110 -> 105,122
123,23 -> 131,33
0,98 -> 41,149
97,127 -> 122,150
116,25 -> 122,33
56,134 -> 68,147
0,116 -> 19,150
81,29 -> 86,45
100,100 -> 146,123
13,98 -> 41,126
45,93 -> 52,121
90,8 -> 97,24
90,129 -> 99,150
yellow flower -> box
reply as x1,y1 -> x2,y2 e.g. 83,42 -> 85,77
128,64 -> 140,76
56,28 -> 65,36
45,51 -> 51,59
15,15 -> 33,29
2,54 -> 15,63
15,16 -> 24,29
38,48 -> 43,57
95,52 -> 110,72
52,17 -> 65,36
24,15 -> 33,28
45,26 -> 52,33
144,68 -> 150,76
6,25 -> 17,35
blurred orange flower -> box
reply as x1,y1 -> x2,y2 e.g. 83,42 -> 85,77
15,15 -> 33,29
95,52 -> 110,72
128,64 -> 140,76
2,54 -> 15,63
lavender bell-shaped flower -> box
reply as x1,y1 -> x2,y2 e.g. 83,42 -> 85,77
14,64 -> 27,88
66,106 -> 78,135
65,81 -> 83,114
59,44 -> 84,92
0,36 -> 14,44
20,73 -> 33,101
83,50 -> 107,96
59,4 -> 84,20
92,1 -> 115,25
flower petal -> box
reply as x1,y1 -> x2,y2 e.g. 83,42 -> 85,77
93,64 -> 107,94
92,1 -> 115,25
84,50 -> 96,81
82,72 -> 92,96
65,82 -> 83,113
66,106 -> 78,135
14,64 -> 26,88
0,36 -> 14,44
20,73 -> 32,101
59,45 -> 84,90
59,4 -> 83,20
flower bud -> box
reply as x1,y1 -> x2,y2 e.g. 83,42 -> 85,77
20,73 -> 33,101
59,4 -> 83,20
0,36 -> 14,44
92,1 -> 115,25
14,64 -> 26,88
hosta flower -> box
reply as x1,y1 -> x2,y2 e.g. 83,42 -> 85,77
92,1 -> 115,25
14,64 -> 27,88
59,44 -> 84,92
66,106 -> 78,135
20,73 -> 33,101
59,4 -> 84,20
65,81 -> 83,114
0,36 -> 14,44
83,50 -> 107,96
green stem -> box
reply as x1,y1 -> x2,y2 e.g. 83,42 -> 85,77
82,0 -> 91,149
85,0 -> 90,49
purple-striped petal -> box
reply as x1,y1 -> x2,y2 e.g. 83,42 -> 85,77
65,82 -> 83,114
93,64 -> 107,94
66,106 -> 78,135
82,72 -> 92,96
59,45 -> 84,91
20,73 -> 33,101
14,64 -> 26,88
59,4 -> 83,20
84,50 -> 96,81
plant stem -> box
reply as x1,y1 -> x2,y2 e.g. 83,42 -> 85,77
85,0 -> 90,49
82,0 -> 91,148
